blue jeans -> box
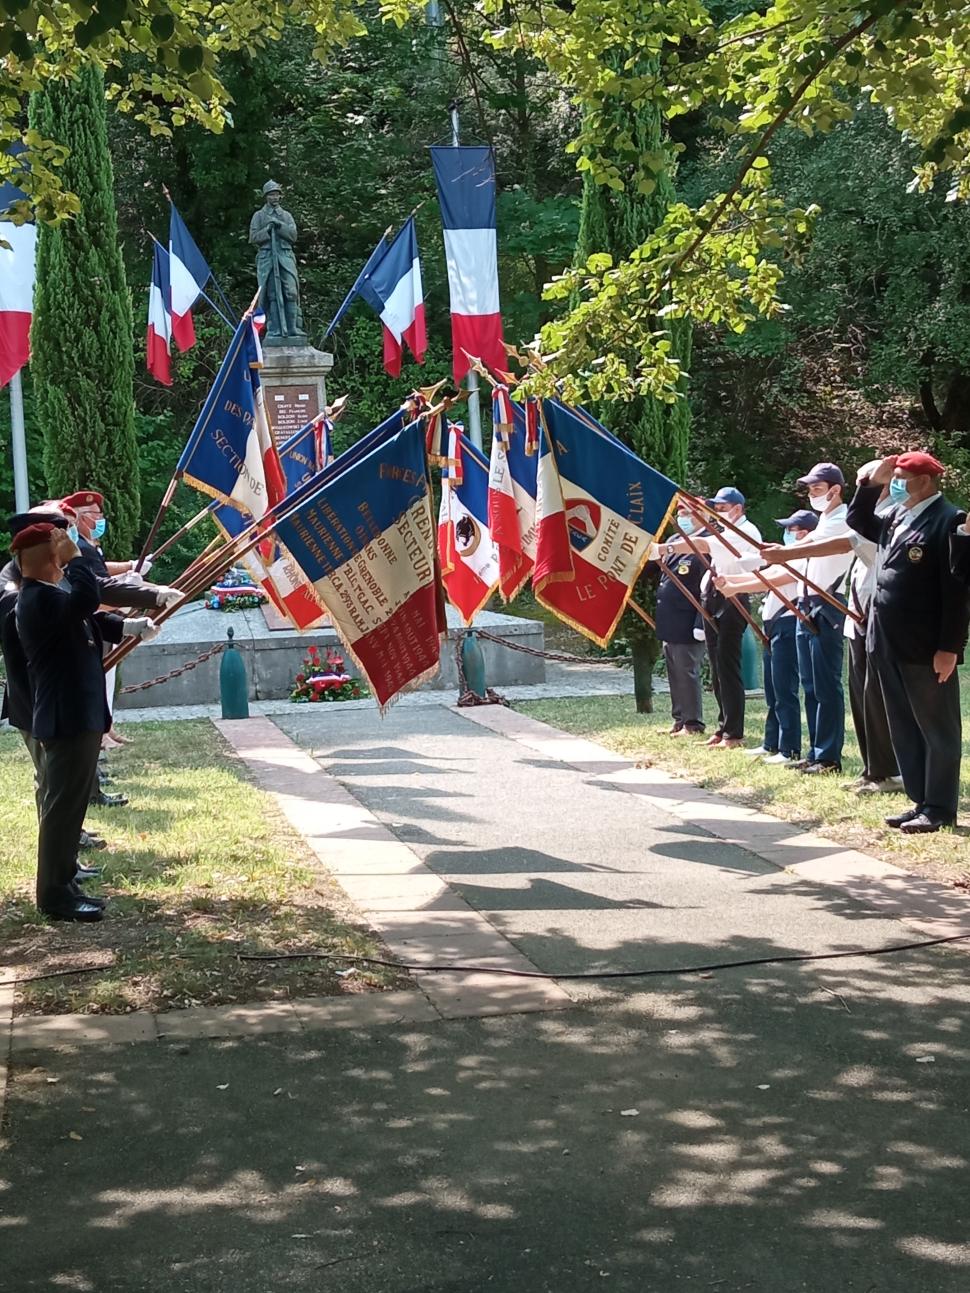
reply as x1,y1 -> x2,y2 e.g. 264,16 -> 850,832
763,615 -> 801,757
796,606 -> 846,766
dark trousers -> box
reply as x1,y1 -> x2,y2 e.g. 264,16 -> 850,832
796,613 -> 845,765
705,596 -> 747,740
873,653 -> 962,820
847,631 -> 897,781
19,729 -> 45,820
36,731 -> 103,911
763,616 -> 801,757
663,641 -> 706,730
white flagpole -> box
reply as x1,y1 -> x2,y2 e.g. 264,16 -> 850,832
9,368 -> 29,511
449,102 -> 485,453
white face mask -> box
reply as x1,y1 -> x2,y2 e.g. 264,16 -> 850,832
808,491 -> 831,512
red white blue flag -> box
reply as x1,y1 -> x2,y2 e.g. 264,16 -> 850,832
532,408 -> 573,594
168,201 -> 213,351
488,400 -> 538,600
273,416 -> 444,709
327,219 -> 426,377
146,242 -> 173,386
0,165 -> 36,389
431,146 -> 505,382
535,401 -> 679,646
438,427 -> 499,624
178,319 -> 285,519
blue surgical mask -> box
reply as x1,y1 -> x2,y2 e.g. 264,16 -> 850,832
889,478 -> 910,505
677,515 -> 694,536
782,529 -> 797,546
92,518 -> 107,541
67,524 -> 79,544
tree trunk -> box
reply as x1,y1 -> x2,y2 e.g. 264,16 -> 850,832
630,633 -> 657,714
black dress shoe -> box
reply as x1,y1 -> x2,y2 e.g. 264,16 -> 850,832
40,898 -> 104,923
786,759 -> 811,771
91,790 -> 129,808
899,812 -> 956,835
885,807 -> 921,829
69,882 -> 106,909
79,830 -> 108,851
799,761 -> 842,775
74,863 -> 103,881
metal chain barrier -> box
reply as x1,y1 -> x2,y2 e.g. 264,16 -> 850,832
119,641 -> 226,695
471,627 -> 630,666
453,633 -> 509,708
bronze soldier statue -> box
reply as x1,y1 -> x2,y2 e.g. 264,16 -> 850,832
249,180 -> 306,343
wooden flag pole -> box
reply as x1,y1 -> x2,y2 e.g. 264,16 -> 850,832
670,515 -> 768,647
656,526 -> 719,633
628,599 -> 656,630
681,492 -> 863,627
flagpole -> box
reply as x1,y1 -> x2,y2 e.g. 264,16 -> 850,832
9,369 -> 29,512
449,102 -> 484,454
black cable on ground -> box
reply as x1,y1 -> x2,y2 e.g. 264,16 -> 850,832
14,931 -> 969,986
238,931 -> 970,981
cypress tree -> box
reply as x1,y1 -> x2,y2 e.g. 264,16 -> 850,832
29,68 -> 140,555
574,64 -> 691,711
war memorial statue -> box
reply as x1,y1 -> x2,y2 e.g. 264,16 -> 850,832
249,180 -> 307,345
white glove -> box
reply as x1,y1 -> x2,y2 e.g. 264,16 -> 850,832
737,555 -> 763,572
693,627 -> 706,642
647,543 -> 663,562
139,556 -> 154,576
154,586 -> 182,608
123,617 -> 161,641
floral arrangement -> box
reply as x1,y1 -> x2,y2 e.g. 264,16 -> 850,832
205,566 -> 268,612
290,645 -> 368,703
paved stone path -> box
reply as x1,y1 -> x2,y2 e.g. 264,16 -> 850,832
5,707 -> 970,1292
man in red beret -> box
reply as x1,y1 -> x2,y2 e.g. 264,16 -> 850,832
847,453 -> 969,833
13,522 -> 160,921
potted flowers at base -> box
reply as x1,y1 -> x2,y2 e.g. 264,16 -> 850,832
290,646 -> 368,703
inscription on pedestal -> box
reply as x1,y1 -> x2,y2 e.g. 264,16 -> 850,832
265,384 -> 320,443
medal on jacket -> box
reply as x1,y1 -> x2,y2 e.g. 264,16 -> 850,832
677,562 -> 690,576
907,545 -> 924,563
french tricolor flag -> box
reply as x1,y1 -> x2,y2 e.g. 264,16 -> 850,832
146,242 -> 173,386
439,427 -> 500,625
0,168 -> 36,389
358,218 -> 426,377
431,146 -> 505,383
488,400 -> 537,601
168,201 -> 213,352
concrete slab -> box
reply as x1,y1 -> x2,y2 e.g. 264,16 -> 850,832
290,990 -> 439,1031
155,1002 -> 303,1040
0,968 -> 14,1134
11,1011 -> 158,1053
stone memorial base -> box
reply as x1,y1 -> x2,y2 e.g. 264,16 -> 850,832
260,344 -> 334,444
115,604 -> 545,710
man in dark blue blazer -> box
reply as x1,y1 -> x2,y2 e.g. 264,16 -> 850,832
847,452 -> 969,834
13,521 -> 158,920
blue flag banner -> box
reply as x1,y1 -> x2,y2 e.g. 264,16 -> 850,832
273,417 -> 442,709
324,233 -> 391,337
177,319 -> 281,518
536,401 -> 679,646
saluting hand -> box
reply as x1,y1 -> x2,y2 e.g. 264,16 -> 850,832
51,528 -> 80,564
933,650 -> 958,684
867,455 -> 898,487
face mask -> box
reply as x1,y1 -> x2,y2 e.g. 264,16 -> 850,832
92,518 -> 107,541
809,490 -> 831,512
782,529 -> 797,546
677,515 -> 694,536
67,524 -> 79,544
889,478 -> 909,505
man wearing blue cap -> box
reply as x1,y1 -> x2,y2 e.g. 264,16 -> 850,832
660,486 -> 762,748
774,463 -> 853,775
717,510 -> 818,764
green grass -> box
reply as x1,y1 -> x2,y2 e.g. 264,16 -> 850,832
0,721 -> 405,1015
518,678 -> 970,883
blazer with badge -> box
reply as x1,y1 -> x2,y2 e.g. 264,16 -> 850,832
15,557 -> 125,741
77,536 -> 159,612
1,558 -> 125,733
847,483 -> 970,665
655,551 -> 705,645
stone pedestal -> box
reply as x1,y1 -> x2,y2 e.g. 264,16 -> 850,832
260,344 -> 334,444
